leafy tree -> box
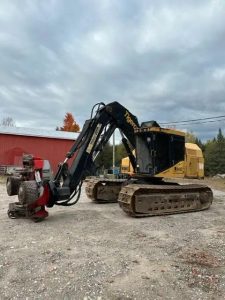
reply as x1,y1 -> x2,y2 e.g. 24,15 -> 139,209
204,128 -> 225,176
95,142 -> 112,172
185,131 -> 197,143
194,137 -> 205,152
95,142 -> 128,174
217,128 -> 224,142
115,143 -> 127,166
58,112 -> 80,132
1,117 -> 15,127
185,132 -> 205,151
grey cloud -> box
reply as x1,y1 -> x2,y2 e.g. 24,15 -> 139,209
0,0 -> 225,141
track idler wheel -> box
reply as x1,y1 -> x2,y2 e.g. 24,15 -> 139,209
6,176 -> 21,196
18,181 -> 39,205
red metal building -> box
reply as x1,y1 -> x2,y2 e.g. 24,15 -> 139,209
0,127 -> 78,174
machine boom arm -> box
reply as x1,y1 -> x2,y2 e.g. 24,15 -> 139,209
48,102 -> 139,206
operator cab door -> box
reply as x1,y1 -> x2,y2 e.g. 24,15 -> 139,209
135,131 -> 185,176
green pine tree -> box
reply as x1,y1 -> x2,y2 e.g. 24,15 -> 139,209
205,128 -> 225,176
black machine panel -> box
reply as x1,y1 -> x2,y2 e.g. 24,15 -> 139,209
135,131 -> 185,176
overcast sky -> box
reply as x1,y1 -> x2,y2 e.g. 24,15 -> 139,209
0,0 -> 225,141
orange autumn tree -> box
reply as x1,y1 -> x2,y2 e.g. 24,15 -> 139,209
57,112 -> 80,132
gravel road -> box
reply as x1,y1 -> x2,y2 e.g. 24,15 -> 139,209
0,178 -> 225,300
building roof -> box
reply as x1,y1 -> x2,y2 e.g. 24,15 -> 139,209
0,126 -> 79,140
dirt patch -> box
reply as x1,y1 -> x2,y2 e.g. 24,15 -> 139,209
181,249 -> 221,268
0,179 -> 225,299
178,249 -> 224,294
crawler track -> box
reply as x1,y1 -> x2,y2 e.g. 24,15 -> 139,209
118,183 -> 213,217
85,178 -> 127,203
85,178 -> 213,217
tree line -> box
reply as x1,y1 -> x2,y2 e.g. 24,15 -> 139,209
201,129 -> 225,176
2,113 -> 224,176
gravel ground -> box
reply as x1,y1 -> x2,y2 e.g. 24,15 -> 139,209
0,178 -> 225,300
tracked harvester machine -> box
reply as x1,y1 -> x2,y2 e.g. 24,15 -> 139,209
6,102 -> 213,221
85,122 -> 212,216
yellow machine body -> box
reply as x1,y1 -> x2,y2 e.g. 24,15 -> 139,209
121,143 -> 204,179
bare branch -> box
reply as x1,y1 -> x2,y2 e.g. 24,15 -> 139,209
1,117 -> 15,127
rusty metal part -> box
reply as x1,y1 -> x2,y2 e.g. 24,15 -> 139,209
118,183 -> 213,217
85,178 -> 127,203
